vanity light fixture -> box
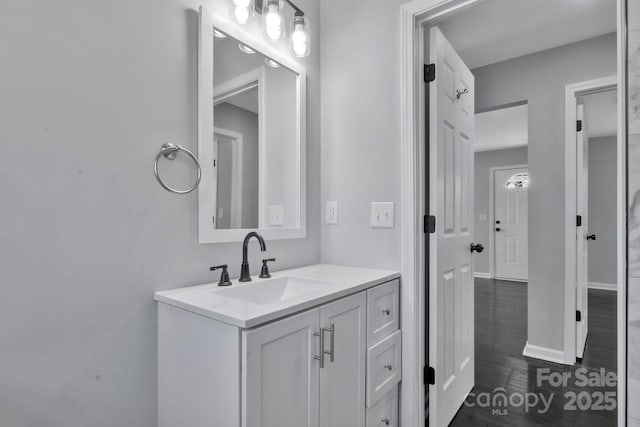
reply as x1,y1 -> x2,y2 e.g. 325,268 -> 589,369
230,0 -> 254,24
228,0 -> 311,57
238,43 -> 256,54
263,0 -> 285,41
265,58 -> 280,68
213,29 -> 227,38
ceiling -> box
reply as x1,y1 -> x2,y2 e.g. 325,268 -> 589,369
475,104 -> 528,152
219,88 -> 259,115
581,89 -> 618,138
438,0 -> 617,69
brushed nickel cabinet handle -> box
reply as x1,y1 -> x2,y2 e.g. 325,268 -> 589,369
381,308 -> 391,315
381,418 -> 390,425
314,328 -> 325,368
384,363 -> 393,371
323,324 -> 335,363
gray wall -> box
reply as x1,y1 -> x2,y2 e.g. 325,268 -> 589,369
0,0 -> 320,425
587,136 -> 618,286
320,0 -> 405,269
473,33 -> 617,352
474,147 -> 528,275
214,102 -> 259,228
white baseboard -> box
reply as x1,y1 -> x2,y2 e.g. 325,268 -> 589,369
474,272 -> 492,279
522,341 -> 569,365
588,282 -> 618,291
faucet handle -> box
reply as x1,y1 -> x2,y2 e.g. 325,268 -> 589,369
210,264 -> 232,287
259,258 -> 276,279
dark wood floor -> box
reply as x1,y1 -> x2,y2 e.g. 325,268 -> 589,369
449,278 -> 617,427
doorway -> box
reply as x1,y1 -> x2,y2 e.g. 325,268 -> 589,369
492,165 -> 529,282
399,1 -> 627,426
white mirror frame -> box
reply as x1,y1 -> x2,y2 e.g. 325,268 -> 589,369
198,6 -> 307,244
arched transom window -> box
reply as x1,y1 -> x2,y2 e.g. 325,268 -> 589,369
505,172 -> 529,189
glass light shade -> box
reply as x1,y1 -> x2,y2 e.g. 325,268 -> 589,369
289,14 -> 310,57
230,0 -> 254,24
265,58 -> 280,68
262,0 -> 285,41
238,43 -> 256,54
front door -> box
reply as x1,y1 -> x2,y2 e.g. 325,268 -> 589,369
494,166 -> 529,281
428,26 -> 475,427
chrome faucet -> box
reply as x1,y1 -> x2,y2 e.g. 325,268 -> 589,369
239,232 -> 267,282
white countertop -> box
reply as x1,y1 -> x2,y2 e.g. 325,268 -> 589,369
154,264 -> 400,328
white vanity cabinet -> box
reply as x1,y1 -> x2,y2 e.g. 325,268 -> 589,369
156,266 -> 400,427
243,292 -> 366,427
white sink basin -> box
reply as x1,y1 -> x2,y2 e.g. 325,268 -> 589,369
213,276 -> 338,305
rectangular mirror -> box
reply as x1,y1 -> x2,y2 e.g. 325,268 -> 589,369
198,7 -> 306,243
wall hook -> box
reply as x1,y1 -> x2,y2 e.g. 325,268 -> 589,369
456,88 -> 469,99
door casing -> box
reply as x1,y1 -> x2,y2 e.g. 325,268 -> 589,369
400,1 -> 628,427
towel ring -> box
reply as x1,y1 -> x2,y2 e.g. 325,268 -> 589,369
154,143 -> 202,194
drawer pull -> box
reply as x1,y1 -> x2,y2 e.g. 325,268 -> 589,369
381,418 -> 390,425
384,363 -> 393,371
381,309 -> 391,316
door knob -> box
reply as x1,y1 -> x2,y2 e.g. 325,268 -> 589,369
470,243 -> 484,253
495,220 -> 501,224
495,227 -> 501,232
587,234 -> 596,241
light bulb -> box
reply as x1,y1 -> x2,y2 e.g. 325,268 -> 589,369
263,1 -> 284,41
230,0 -> 254,24
265,58 -> 280,68
233,7 -> 250,24
238,43 -> 256,54
289,14 -> 310,57
213,29 -> 227,39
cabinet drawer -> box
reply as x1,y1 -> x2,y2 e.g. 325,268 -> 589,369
366,330 -> 401,407
367,280 -> 400,345
366,386 -> 398,427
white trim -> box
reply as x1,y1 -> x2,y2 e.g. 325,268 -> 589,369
564,75 -> 617,366
522,341 -> 567,365
489,164 -> 528,280
615,2 -> 627,424
401,1 -> 627,426
588,282 -> 618,292
197,6 -> 307,244
473,272 -> 492,279
213,127 -> 244,229
474,142 -> 527,153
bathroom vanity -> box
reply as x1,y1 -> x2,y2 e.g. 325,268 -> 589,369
155,264 -> 401,427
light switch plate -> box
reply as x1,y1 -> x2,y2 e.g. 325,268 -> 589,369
371,202 -> 395,228
326,201 -> 338,225
269,205 -> 284,226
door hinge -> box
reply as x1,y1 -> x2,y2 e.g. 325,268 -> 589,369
424,366 -> 435,385
424,215 -> 436,234
576,310 -> 582,322
577,215 -> 582,227
577,120 -> 583,132
424,64 -> 436,83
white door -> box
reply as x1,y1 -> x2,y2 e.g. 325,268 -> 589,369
576,104 -> 589,359
428,26 -> 475,427
494,167 -> 529,281
243,309 -> 320,427
319,293 -> 367,427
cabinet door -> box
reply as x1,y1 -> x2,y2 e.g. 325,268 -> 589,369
319,292 -> 367,427
243,308 -> 320,427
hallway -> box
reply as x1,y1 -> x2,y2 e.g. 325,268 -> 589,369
450,278 -> 617,426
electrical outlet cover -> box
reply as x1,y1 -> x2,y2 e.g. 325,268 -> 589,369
326,201 -> 338,225
269,205 -> 284,226
370,202 -> 395,228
